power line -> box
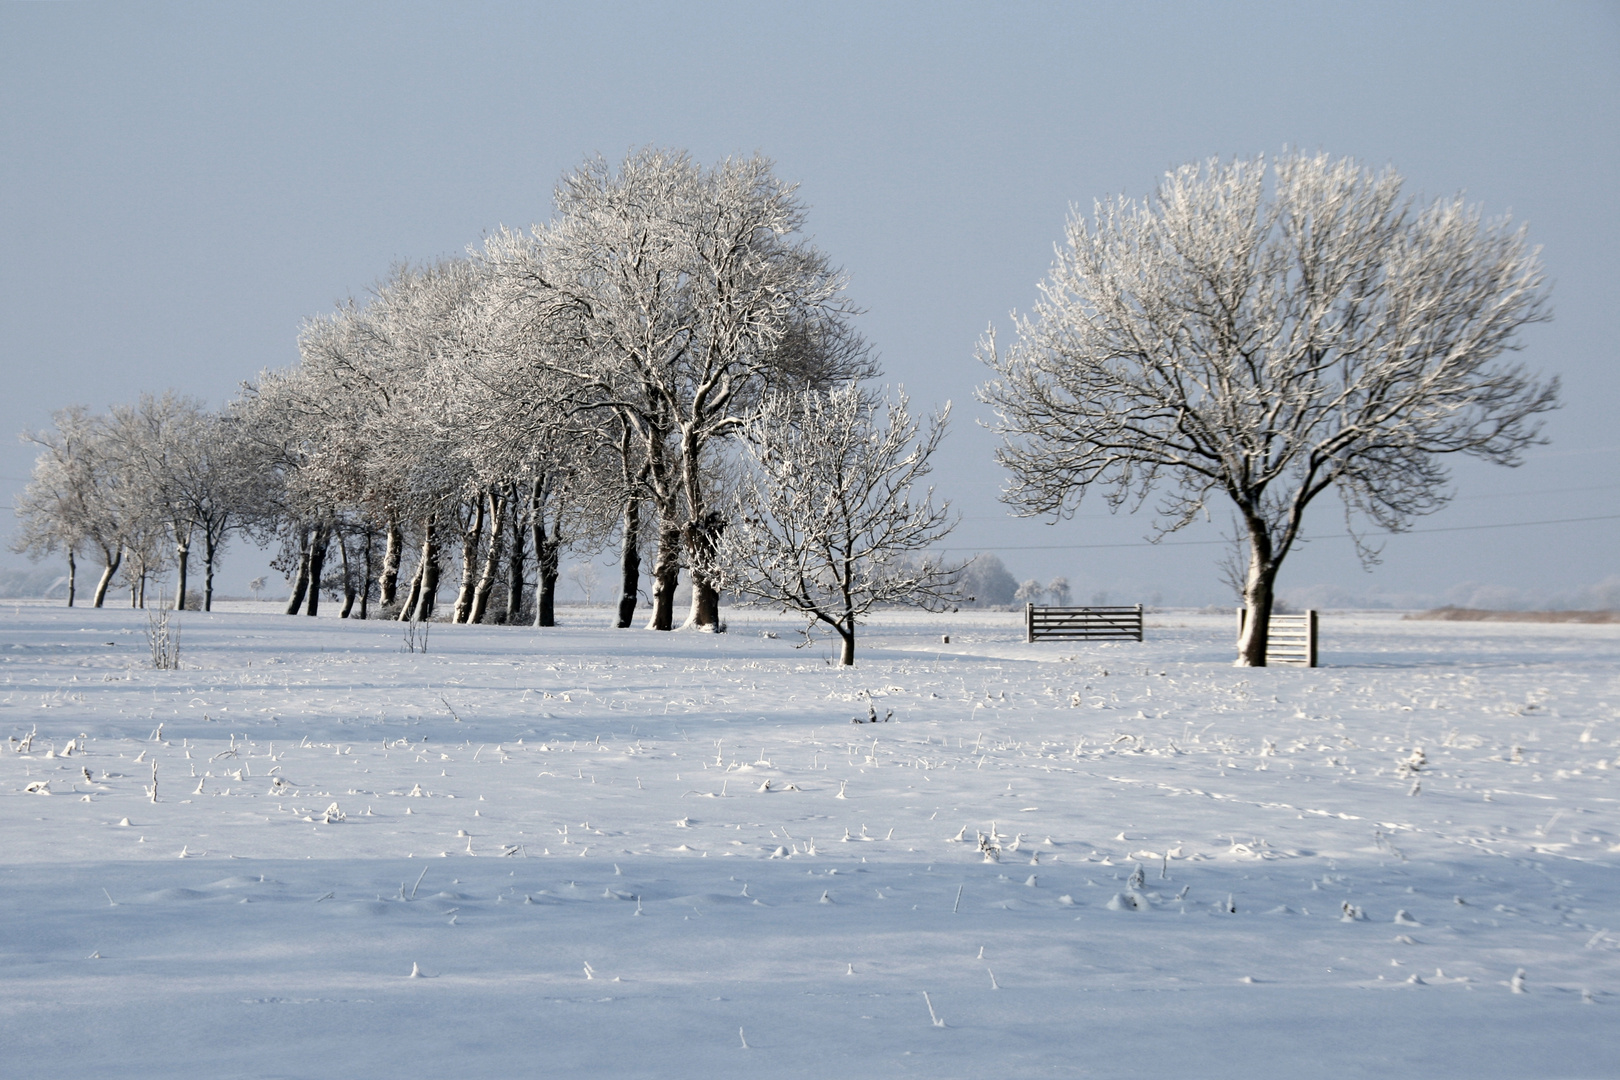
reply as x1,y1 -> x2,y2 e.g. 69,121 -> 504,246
955,481 -> 1620,521
1453,481 -> 1620,501
941,512 -> 1620,552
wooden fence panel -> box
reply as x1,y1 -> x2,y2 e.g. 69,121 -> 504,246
1026,604 -> 1144,642
1236,608 -> 1318,667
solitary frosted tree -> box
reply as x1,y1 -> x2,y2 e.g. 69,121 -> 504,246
1047,576 -> 1072,606
1014,578 -> 1046,604
980,151 -> 1557,665
707,384 -> 958,665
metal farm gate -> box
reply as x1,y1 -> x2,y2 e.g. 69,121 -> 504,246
1025,604 -> 1144,643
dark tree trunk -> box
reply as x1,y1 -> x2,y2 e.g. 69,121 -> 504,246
305,524 -> 330,617
174,540 -> 190,610
837,626 -> 855,666
66,550 -> 76,607
534,494 -> 560,628
359,527 -> 374,620
202,533 -> 217,612
614,433 -> 648,629
505,483 -> 527,626
286,528 -> 311,615
92,547 -> 120,608
537,541 -> 559,627
470,489 -> 505,624
616,494 -> 641,629
380,517 -> 403,607
678,425 -> 723,632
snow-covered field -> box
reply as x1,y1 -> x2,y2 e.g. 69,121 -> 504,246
2,601 -> 1616,1078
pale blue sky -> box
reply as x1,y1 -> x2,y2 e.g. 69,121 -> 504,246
2,1 -> 1616,606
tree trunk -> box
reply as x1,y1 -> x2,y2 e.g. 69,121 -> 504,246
680,425 -> 722,631
338,531 -> 356,618
687,569 -> 721,630
537,543 -> 559,626
614,433 -> 649,629
305,524 -> 330,617
837,627 -> 855,666
505,483 -> 527,625
683,511 -> 723,631
533,494 -> 559,628
174,539 -> 190,610
411,517 -> 441,622
647,519 -> 681,631
1236,527 -> 1277,667
286,527 -> 311,614
398,557 -> 423,621
615,493 -> 641,629
66,550 -> 76,607
359,528 -> 374,620
380,517 -> 402,607
470,489 -> 505,624
137,568 -> 147,609
202,533 -> 217,612
92,547 -> 120,608
453,496 -> 485,623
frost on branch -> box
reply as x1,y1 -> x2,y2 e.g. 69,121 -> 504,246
979,150 -> 1557,666
705,383 -> 960,665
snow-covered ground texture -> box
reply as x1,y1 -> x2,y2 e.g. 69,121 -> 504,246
2,602 -> 1616,1079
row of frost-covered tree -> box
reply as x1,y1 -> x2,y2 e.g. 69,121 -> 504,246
13,149 -> 962,661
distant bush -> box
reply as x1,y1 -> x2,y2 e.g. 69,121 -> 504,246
956,554 -> 1018,607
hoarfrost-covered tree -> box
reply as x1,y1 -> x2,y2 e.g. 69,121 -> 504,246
482,148 -> 872,633
1014,579 -> 1045,604
955,553 -> 1017,607
13,406 -> 101,606
106,393 -> 247,610
1048,576 -> 1072,606
434,285 -> 620,628
707,384 -> 959,665
979,151 -> 1557,665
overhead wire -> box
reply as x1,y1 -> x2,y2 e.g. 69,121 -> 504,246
939,512 -> 1620,552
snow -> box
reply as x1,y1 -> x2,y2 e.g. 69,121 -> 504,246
2,601 -> 1616,1077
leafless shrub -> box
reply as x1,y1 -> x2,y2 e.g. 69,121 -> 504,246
146,610 -> 180,670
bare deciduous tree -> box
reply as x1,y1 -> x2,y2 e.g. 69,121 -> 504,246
979,151 -> 1557,665
707,384 -> 959,665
